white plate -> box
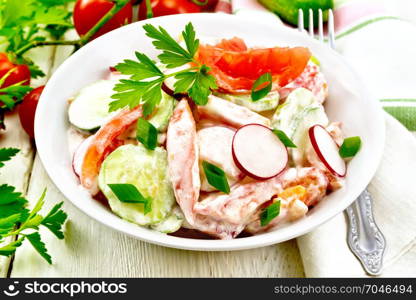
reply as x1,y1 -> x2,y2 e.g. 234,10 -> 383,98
35,13 -> 385,251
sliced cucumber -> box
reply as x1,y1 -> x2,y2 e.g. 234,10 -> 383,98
271,88 -> 318,136
68,80 -> 119,132
98,144 -> 175,226
151,206 -> 183,233
291,105 -> 328,165
271,88 -> 328,165
214,91 -> 280,112
147,92 -> 175,132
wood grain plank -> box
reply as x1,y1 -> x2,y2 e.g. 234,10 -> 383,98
0,44 -> 55,277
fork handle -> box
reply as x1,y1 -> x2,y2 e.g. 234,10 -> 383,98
346,189 -> 386,275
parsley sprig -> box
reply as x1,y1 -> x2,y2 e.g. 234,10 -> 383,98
110,22 -> 217,116
0,147 -> 68,264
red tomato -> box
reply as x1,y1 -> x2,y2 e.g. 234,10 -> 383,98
73,0 -> 133,40
204,0 -> 219,10
197,38 -> 311,93
18,86 -> 44,139
0,53 -> 30,89
139,0 -> 201,20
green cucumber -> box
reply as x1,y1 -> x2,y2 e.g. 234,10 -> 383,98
151,207 -> 183,233
258,0 -> 334,28
214,91 -> 280,112
98,144 -> 175,226
271,88 -> 318,136
68,80 -> 119,132
147,92 -> 175,132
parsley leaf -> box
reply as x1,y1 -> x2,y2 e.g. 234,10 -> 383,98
0,236 -> 24,257
143,23 -> 194,68
111,22 -> 217,115
0,147 -> 19,168
26,232 -> 52,264
41,202 -> 68,239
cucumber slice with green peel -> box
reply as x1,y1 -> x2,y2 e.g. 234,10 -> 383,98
98,144 -> 175,226
258,0 -> 334,28
271,88 -> 318,136
147,93 -> 176,132
151,207 -> 183,233
68,80 -> 119,132
214,91 -> 280,112
290,105 -> 328,165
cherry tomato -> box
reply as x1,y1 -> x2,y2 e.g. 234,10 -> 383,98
73,0 -> 133,40
18,86 -> 44,139
139,0 -> 201,20
0,53 -> 30,89
204,0 -> 219,10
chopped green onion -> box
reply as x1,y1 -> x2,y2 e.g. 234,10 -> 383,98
310,55 -> 320,66
251,72 -> 272,102
108,183 -> 152,214
260,199 -> 281,226
202,161 -> 230,194
136,118 -> 157,150
273,129 -> 297,148
339,136 -> 361,158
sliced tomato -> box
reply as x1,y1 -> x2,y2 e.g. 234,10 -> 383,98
196,38 -> 311,93
80,105 -> 142,194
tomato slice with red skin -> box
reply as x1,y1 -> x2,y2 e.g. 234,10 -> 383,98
196,38 -> 311,94
80,105 -> 142,194
139,0 -> 202,20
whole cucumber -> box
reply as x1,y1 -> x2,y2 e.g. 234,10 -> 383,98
258,0 -> 334,28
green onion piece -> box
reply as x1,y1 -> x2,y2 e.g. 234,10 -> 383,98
339,136 -> 361,158
251,72 -> 272,102
136,118 -> 157,150
108,183 -> 152,214
202,161 -> 230,194
273,129 -> 297,148
310,55 -> 320,66
260,199 -> 281,226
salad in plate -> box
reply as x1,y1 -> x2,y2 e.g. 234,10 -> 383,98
67,23 -> 361,239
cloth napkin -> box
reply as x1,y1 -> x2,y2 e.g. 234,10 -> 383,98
232,0 -> 416,277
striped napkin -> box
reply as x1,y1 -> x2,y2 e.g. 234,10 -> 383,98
231,0 -> 416,277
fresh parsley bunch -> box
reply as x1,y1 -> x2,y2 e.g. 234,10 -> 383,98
0,0 -> 75,78
0,148 -> 68,264
110,22 -> 218,116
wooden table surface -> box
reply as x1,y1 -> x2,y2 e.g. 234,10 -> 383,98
0,33 -> 305,278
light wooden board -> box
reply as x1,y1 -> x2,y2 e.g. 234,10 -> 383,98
6,28 -> 305,277
0,43 -> 55,277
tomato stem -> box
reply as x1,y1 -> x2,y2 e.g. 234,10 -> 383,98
14,0 -> 130,56
191,0 -> 208,6
145,0 -> 153,19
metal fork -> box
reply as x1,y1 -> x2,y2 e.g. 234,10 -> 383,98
298,8 -> 386,276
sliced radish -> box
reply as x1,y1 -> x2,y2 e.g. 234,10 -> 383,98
72,136 -> 93,178
232,124 -> 288,180
309,124 -> 346,177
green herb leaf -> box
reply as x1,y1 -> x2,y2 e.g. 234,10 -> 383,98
339,136 -> 361,158
25,232 -> 52,264
115,52 -> 163,81
143,23 -> 194,68
0,236 -> 24,257
136,118 -> 158,150
260,199 -> 281,226
310,55 -> 320,66
202,161 -> 230,194
0,184 -> 28,220
251,72 -> 272,101
188,66 -> 217,105
272,129 -> 297,148
108,183 -> 152,214
0,148 -> 19,168
41,202 -> 68,239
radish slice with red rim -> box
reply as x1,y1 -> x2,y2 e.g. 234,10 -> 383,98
72,136 -> 93,178
232,124 -> 288,180
309,124 -> 346,177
